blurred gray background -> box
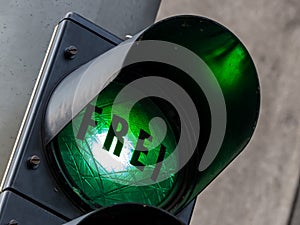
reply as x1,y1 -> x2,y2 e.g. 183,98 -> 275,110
1,0 -> 300,225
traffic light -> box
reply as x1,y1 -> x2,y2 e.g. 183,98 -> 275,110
0,12 -> 259,225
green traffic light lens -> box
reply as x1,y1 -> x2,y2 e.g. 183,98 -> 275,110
49,80 -> 180,209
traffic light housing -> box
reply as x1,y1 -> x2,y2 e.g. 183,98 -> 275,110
63,203 -> 185,225
0,12 -> 259,225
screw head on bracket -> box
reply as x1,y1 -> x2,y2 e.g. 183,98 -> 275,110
8,219 -> 18,225
27,155 -> 41,170
64,45 -> 78,59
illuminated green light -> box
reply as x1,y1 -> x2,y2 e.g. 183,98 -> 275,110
50,81 -> 179,208
202,41 -> 248,87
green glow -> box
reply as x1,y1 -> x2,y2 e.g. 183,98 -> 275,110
203,42 -> 247,86
50,82 -> 179,208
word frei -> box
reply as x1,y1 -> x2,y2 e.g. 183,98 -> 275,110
76,103 -> 167,181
